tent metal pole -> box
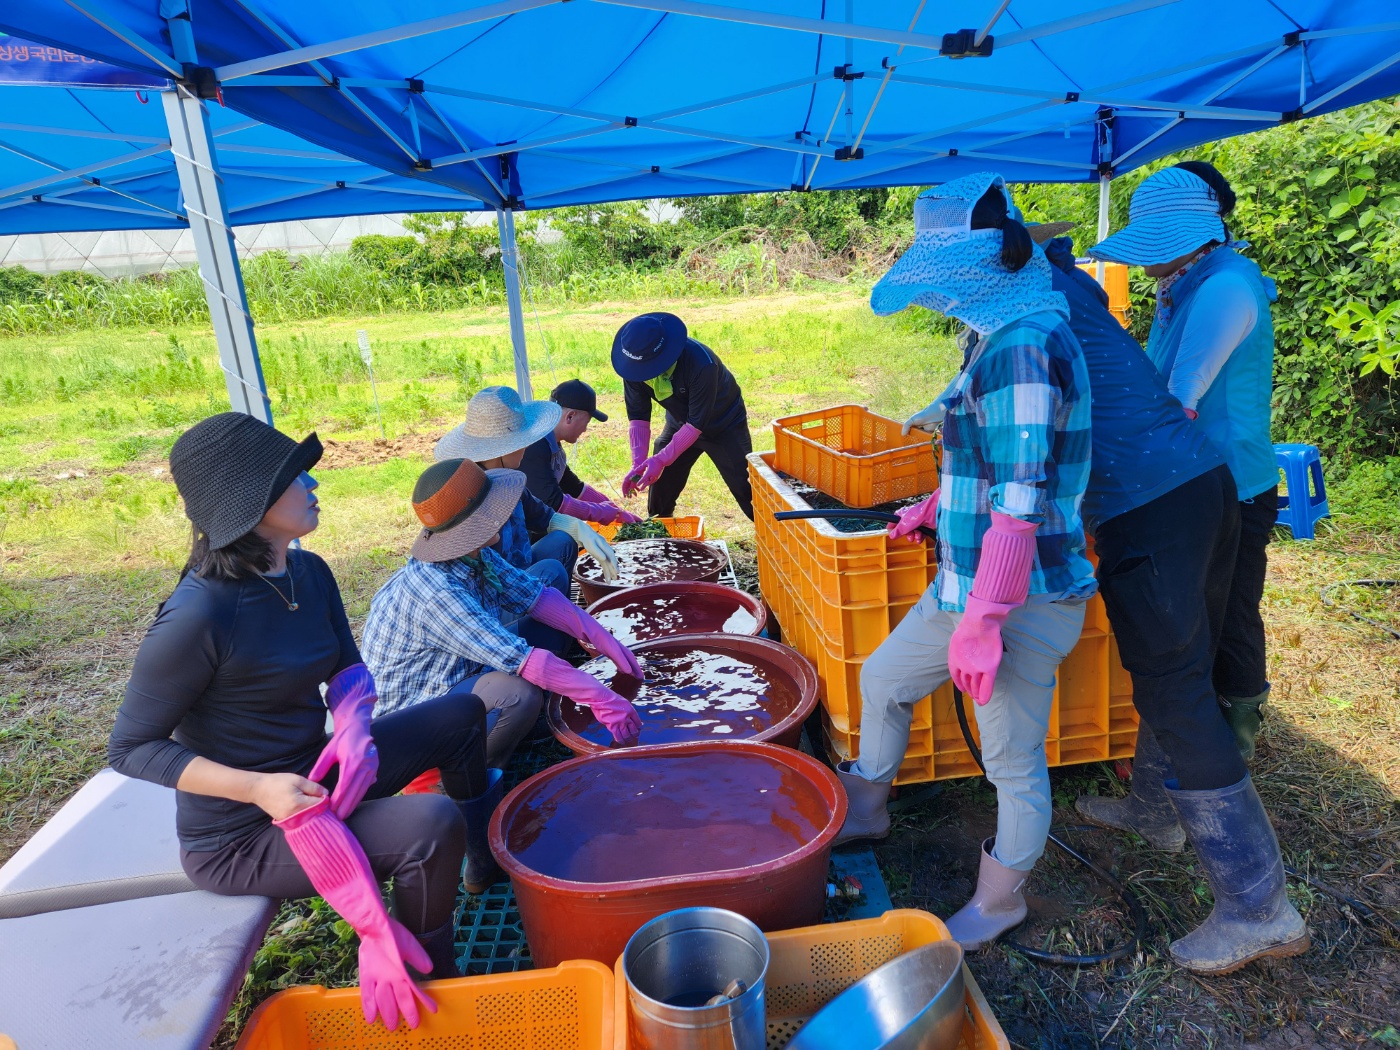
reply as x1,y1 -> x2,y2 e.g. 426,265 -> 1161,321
497,208 -> 532,401
1096,175 -> 1111,283
162,87 -> 272,424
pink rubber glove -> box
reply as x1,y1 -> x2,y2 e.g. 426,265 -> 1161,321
887,489 -> 940,545
625,423 -> 702,496
557,492 -> 642,526
579,483 -> 611,505
948,512 -> 1038,706
519,647 -> 643,744
628,420 -> 652,468
529,587 -> 644,678
311,663 -> 380,819
275,798 -> 436,1030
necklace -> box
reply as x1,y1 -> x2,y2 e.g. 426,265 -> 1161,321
257,568 -> 298,612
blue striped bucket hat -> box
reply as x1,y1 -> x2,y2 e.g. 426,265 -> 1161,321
1089,167 -> 1227,265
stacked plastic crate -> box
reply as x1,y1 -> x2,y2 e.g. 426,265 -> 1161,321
752,405 -> 1139,785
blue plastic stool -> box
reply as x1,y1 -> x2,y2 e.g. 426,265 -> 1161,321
1273,443 -> 1329,539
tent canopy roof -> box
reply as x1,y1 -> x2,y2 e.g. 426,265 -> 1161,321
1,1 -> 1398,231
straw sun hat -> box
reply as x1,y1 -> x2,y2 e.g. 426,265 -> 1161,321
409,458 -> 526,563
435,385 -> 562,463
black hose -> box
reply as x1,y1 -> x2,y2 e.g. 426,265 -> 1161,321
953,687 -> 1149,966
1319,579 -> 1400,640
772,508 -> 937,542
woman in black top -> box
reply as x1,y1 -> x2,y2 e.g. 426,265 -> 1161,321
613,312 -> 754,520
108,413 -> 499,984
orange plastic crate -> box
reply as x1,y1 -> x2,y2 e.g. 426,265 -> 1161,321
1076,261 -> 1131,328
752,452 -> 1138,785
612,909 -> 1007,1050
588,515 -> 705,543
772,404 -> 939,508
235,960 -> 615,1050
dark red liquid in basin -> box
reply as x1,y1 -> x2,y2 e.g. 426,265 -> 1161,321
503,751 -> 830,883
576,539 -> 727,586
565,646 -> 798,748
591,591 -> 759,648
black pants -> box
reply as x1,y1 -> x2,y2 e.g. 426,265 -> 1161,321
182,691 -> 488,934
648,414 -> 755,521
1095,466 -> 1247,790
1214,486 -> 1278,699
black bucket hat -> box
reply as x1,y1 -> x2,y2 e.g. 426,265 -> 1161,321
169,412 -> 323,549
611,312 -> 688,382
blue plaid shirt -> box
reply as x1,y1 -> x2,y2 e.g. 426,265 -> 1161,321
934,311 -> 1096,611
362,546 -> 544,715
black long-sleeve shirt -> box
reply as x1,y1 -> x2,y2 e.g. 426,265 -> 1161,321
623,338 -> 746,435
108,550 -> 359,851
520,433 -> 582,512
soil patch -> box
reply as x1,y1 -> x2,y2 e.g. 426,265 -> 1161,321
317,433 -> 438,469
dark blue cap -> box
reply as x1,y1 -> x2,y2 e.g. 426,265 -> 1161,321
611,312 -> 687,382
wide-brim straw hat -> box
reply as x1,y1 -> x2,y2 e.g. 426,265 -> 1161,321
1089,167 -> 1226,265
409,459 -> 526,563
1026,221 -> 1076,243
169,412 -> 323,549
435,385 -> 562,463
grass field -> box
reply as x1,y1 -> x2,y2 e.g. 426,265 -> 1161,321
1,288 -> 1397,1048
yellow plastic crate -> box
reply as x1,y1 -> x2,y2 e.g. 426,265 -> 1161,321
235,960 -> 615,1050
1076,261 -> 1131,328
772,404 -> 939,508
588,515 -> 705,543
612,909 -> 1008,1050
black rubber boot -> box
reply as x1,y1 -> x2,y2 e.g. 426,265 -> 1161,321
415,919 -> 461,980
458,767 -> 505,895
1165,773 -> 1309,974
1219,687 -> 1269,760
1075,722 -> 1186,851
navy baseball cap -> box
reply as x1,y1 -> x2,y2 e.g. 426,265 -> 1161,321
611,312 -> 687,382
550,378 -> 608,422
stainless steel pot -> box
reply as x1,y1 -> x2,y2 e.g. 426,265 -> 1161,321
623,907 -> 769,1050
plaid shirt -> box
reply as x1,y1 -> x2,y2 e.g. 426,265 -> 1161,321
362,546 -> 544,716
935,311 -> 1096,611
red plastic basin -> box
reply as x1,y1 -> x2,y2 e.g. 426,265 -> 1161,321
548,633 -> 817,755
573,538 -> 728,606
488,741 -> 846,968
582,580 -> 768,652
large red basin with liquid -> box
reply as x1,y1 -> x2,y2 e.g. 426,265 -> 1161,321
574,538 -> 728,606
548,634 -> 817,754
488,741 -> 846,968
582,580 -> 768,652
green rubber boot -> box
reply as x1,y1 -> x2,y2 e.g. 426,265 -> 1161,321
1219,687 -> 1269,761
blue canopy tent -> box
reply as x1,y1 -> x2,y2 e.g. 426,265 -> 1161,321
2,1 -> 1398,418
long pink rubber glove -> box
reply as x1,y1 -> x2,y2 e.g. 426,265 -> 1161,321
557,492 -> 642,526
579,483 -> 611,505
529,587 -> 645,678
275,798 -> 436,1030
311,663 -> 380,819
621,420 -> 654,497
625,423 -> 702,497
948,512 -> 1038,706
519,647 -> 643,743
887,488 -> 940,545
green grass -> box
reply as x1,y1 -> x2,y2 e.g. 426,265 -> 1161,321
2,288 -> 1397,1049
